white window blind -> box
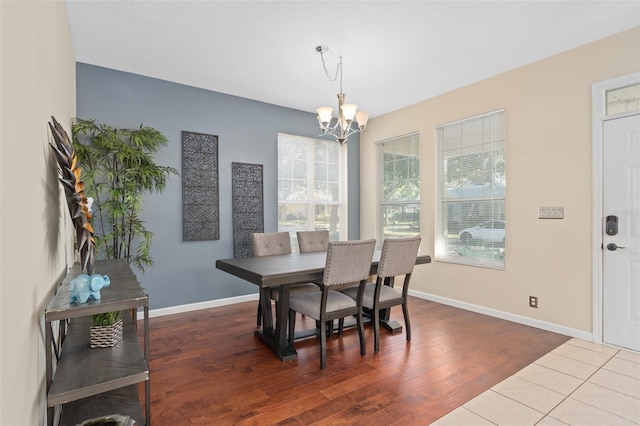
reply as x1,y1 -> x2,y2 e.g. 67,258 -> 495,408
437,110 -> 505,268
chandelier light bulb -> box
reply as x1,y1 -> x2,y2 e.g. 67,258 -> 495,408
316,107 -> 333,127
355,110 -> 370,129
340,104 -> 358,122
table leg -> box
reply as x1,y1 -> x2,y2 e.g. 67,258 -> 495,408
275,285 -> 290,346
254,285 -> 297,361
260,287 -> 273,332
378,276 -> 403,333
379,316 -> 403,333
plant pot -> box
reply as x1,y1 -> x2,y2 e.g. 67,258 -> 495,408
90,318 -> 123,348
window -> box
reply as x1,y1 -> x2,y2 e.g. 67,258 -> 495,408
379,133 -> 420,240
277,133 -> 345,248
606,83 -> 640,116
437,110 -> 505,269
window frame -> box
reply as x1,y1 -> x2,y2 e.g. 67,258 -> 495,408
435,109 -> 506,269
377,132 -> 421,242
277,133 -> 347,249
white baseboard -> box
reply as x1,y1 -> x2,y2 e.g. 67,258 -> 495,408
138,290 -> 592,342
407,289 -> 593,342
138,293 -> 258,320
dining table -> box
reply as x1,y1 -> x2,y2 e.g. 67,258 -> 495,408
216,249 -> 431,360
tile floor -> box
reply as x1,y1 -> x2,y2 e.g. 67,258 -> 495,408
433,338 -> 640,425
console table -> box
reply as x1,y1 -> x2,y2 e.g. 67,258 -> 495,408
45,260 -> 150,426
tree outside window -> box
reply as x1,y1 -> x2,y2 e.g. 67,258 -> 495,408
379,133 -> 420,240
278,133 -> 345,248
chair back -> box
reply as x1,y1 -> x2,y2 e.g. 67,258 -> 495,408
323,239 -> 376,287
297,230 -> 330,253
377,236 -> 422,278
252,232 -> 292,256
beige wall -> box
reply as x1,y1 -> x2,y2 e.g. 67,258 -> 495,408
0,1 -> 75,424
360,27 -> 640,335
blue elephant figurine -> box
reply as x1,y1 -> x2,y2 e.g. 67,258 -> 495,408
69,274 -> 111,304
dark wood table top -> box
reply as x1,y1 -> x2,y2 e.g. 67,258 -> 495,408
216,250 -> 431,287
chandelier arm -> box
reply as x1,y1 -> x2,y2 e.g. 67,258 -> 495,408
319,121 -> 361,140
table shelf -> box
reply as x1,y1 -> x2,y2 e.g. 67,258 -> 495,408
58,385 -> 143,426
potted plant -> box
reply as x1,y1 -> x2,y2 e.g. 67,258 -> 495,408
89,311 -> 123,348
72,118 -> 178,271
71,118 -> 178,345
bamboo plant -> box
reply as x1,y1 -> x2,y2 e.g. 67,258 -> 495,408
72,118 -> 178,272
73,118 -> 178,327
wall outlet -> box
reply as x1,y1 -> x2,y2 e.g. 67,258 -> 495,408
529,296 -> 538,308
539,206 -> 564,219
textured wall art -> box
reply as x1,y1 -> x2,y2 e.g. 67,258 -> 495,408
232,162 -> 264,257
182,131 -> 219,241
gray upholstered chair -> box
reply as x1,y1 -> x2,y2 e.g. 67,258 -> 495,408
251,232 -> 318,326
252,231 -> 292,257
287,239 -> 376,369
341,236 -> 421,352
296,230 -> 331,333
252,232 -> 290,326
296,230 -> 330,253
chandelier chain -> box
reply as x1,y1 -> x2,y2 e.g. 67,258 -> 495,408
318,46 -> 343,93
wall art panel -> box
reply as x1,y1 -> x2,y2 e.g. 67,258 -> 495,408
182,131 -> 219,241
232,162 -> 264,257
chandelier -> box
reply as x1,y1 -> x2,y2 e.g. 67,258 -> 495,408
315,45 -> 369,145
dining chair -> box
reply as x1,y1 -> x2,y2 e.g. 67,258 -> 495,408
296,230 -> 330,253
251,232 -> 318,326
296,230 -> 332,333
252,232 -> 291,326
287,239 -> 376,369
341,236 -> 421,353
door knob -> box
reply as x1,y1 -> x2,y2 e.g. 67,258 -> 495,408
606,243 -> 626,251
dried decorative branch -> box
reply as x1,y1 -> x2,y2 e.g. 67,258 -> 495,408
49,116 -> 95,274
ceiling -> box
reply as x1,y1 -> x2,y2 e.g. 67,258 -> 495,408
65,1 -> 640,119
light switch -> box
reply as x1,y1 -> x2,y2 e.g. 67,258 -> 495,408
538,206 -> 564,219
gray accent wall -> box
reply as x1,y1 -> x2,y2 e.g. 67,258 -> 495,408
76,63 -> 360,309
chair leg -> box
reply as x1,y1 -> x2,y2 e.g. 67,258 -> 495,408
320,318 -> 327,370
338,318 -> 344,335
402,301 -> 411,342
356,312 -> 366,356
373,306 -> 381,353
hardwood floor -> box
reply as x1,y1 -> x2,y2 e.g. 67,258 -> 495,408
141,297 -> 570,425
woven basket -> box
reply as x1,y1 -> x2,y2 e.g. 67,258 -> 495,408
90,318 -> 123,348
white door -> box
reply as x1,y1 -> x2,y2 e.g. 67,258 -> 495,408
603,113 -> 640,351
